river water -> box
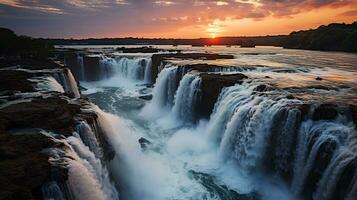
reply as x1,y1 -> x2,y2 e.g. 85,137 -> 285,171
71,45 -> 357,200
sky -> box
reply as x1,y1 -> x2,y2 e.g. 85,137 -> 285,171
0,0 -> 356,38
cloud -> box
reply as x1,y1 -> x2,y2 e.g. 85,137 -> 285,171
0,0 -> 64,14
338,9 -> 357,17
0,0 -> 355,38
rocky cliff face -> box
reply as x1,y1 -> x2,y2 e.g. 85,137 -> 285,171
0,57 -> 115,199
198,73 -> 248,118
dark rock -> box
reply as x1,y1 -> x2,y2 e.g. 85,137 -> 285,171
150,53 -> 234,84
350,104 -> 357,126
254,84 -> 272,92
0,70 -> 35,92
0,56 -> 62,70
116,46 -> 178,53
83,56 -> 101,81
138,137 -> 152,150
316,77 -> 323,81
0,96 -> 80,135
312,104 -> 338,121
64,52 -> 82,81
286,94 -> 295,99
299,104 -> 311,117
198,73 -> 248,118
0,132 -> 65,200
139,95 -> 153,101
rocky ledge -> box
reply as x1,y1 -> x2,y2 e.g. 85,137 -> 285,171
198,73 -> 248,118
151,53 -> 234,83
0,57 -> 113,199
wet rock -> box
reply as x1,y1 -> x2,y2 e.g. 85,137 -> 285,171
350,104 -> 357,126
0,70 -> 35,92
253,84 -> 272,92
0,96 -> 80,135
139,94 -> 152,101
0,56 -> 63,70
299,104 -> 311,117
138,137 -> 152,151
0,132 -> 66,200
64,52 -> 83,81
198,73 -> 248,118
150,53 -> 234,83
83,56 -> 101,81
116,46 -> 178,53
312,104 -> 338,121
286,94 -> 295,99
189,170 -> 260,200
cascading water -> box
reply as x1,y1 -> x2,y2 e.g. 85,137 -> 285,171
43,120 -> 119,200
141,66 -> 179,117
53,69 -> 81,98
76,47 -> 357,200
67,133 -> 118,200
99,56 -> 152,82
77,54 -> 85,81
33,76 -> 65,93
292,120 -> 357,199
66,69 -> 81,98
172,73 -> 202,123
75,121 -> 103,159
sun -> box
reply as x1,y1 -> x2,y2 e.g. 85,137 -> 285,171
206,20 -> 222,38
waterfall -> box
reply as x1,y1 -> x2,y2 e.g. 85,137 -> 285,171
67,132 -> 119,200
43,120 -> 119,200
218,96 -> 292,170
53,69 -> 80,98
99,56 -> 152,82
291,120 -> 357,199
76,121 -> 103,159
203,81 -> 357,199
141,66 -> 179,117
144,59 -> 153,83
42,181 -> 66,200
66,69 -> 81,98
172,73 -> 202,123
206,82 -> 257,143
77,54 -> 85,81
33,76 -> 65,93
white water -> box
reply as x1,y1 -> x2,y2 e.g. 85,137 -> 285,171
66,69 -> 81,98
141,66 -> 179,118
67,132 -> 118,200
172,73 -> 201,123
43,122 -> 118,200
51,69 -> 81,98
99,56 -> 152,83
75,46 -> 357,200
34,76 -> 65,93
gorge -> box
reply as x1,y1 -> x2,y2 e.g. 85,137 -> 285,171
1,44 -> 356,200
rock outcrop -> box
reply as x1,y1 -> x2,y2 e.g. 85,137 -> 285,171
83,56 -> 101,81
150,53 -> 234,83
198,73 -> 248,117
0,56 -> 113,199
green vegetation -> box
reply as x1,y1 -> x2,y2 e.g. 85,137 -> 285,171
0,28 -> 53,57
283,22 -> 357,52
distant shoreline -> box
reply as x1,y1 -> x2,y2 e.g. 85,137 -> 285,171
43,22 -> 357,53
